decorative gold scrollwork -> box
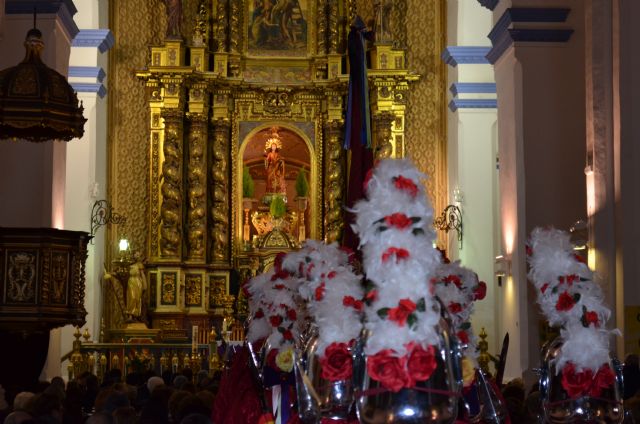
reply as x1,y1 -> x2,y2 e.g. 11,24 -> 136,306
7,252 -> 36,303
211,118 -> 230,262
373,111 -> 396,160
323,120 -> 345,243
187,114 -> 207,261
160,110 -> 184,258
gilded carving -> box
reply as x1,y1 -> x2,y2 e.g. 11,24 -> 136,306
51,252 -> 68,304
149,272 -> 157,308
41,250 -> 51,304
70,242 -> 88,311
373,111 -> 395,160
229,0 -> 240,54
328,0 -> 339,53
317,0 -> 328,54
215,0 -> 228,52
323,120 -> 345,243
160,110 -> 184,258
185,274 -> 202,306
151,131 -> 161,256
208,275 -> 227,309
7,252 -> 36,303
187,114 -> 207,260
210,119 -> 230,262
161,272 -> 177,305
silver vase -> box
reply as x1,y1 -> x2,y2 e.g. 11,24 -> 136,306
354,321 -> 463,424
538,337 -> 624,424
294,328 -> 355,423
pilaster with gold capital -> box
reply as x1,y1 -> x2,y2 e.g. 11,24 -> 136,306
210,118 -> 231,263
323,119 -> 345,243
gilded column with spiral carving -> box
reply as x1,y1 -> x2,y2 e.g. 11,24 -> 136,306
210,119 -> 230,262
186,114 -> 207,261
373,111 -> 395,160
317,0 -> 328,54
328,0 -> 339,54
215,0 -> 228,52
323,120 -> 345,243
228,0 -> 240,54
160,109 -> 184,258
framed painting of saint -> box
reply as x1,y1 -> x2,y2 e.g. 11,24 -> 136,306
247,0 -> 310,57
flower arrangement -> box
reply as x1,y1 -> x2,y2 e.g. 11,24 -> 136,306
351,159 -> 444,392
527,227 -> 616,399
294,168 -> 309,198
246,253 -> 304,373
282,240 -> 364,381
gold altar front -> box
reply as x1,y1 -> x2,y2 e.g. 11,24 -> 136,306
104,0 -> 447,341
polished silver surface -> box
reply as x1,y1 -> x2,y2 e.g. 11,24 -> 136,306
354,321 -> 463,424
539,337 -> 624,424
467,368 -> 508,423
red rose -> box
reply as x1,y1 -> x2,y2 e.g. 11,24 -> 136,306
591,364 -> 615,397
574,253 -> 587,264
393,175 -> 418,197
448,302 -> 462,314
270,315 -> 283,327
367,349 -> 409,392
556,291 -> 576,311
381,247 -> 410,263
287,309 -> 297,321
540,283 -> 550,294
343,296 -> 355,307
388,299 -> 417,326
282,329 -> 293,340
456,330 -> 469,344
274,283 -> 285,289
474,281 -> 487,300
320,342 -> 353,381
384,213 -> 413,230
583,310 -> 599,327
327,271 -> 337,279
315,282 -> 326,301
561,362 -> 594,398
353,300 -> 364,311
365,289 -> 378,302
406,343 -> 437,386
254,309 -> 264,319
444,275 -> 462,288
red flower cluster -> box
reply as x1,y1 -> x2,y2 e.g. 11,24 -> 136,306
315,282 -> 326,301
443,274 -> 462,288
559,274 -> 579,286
561,362 -> 616,399
448,302 -> 462,314
270,315 -> 282,327
582,310 -> 599,327
343,295 -> 364,311
320,342 -> 353,381
556,291 -> 576,311
473,281 -> 487,300
457,330 -> 469,344
393,175 -> 418,198
367,344 -> 438,392
381,247 -> 410,263
387,299 -> 417,326
384,213 -> 413,230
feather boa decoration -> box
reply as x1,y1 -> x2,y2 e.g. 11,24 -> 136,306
431,261 -> 486,362
527,227 -> 616,374
282,240 -> 364,356
352,158 -> 443,357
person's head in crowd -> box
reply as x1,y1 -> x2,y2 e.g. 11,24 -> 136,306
43,384 -> 65,403
94,387 -> 115,413
195,370 -> 208,387
181,368 -> 193,382
4,410 -> 34,424
173,375 -> 188,391
85,411 -> 113,424
168,390 -> 191,422
50,377 -> 65,390
103,369 -> 123,387
175,394 -> 209,423
181,382 -> 196,393
14,392 -> 35,411
140,398 -> 169,424
84,373 -> 100,392
146,376 -> 164,394
125,372 -> 141,387
33,381 -> 51,394
161,370 -> 173,386
113,382 -> 137,405
27,392 -> 62,422
102,390 -> 130,415
113,405 -> 137,424
194,390 -> 214,411
180,413 -> 212,424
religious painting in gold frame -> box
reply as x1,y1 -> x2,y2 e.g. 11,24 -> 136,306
235,122 -> 319,249
246,0 -> 313,58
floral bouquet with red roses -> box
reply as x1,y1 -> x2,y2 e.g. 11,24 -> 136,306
282,240 -> 364,421
528,228 -> 623,423
351,159 -> 462,423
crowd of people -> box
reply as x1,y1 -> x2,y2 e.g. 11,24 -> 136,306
0,353 -> 639,423
0,367 -> 218,424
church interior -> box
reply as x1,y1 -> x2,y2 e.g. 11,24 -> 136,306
0,0 -> 639,422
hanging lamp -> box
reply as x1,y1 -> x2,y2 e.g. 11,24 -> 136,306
0,14 -> 86,142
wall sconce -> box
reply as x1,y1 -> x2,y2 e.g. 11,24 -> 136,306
90,200 -> 127,241
434,205 -> 463,249
495,255 -> 511,287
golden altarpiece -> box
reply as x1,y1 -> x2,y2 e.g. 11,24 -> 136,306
97,0 -> 448,353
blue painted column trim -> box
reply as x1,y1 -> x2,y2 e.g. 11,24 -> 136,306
5,0 -> 79,38
477,0 -> 499,11
442,46 -> 491,67
72,29 -> 115,53
487,8 -> 573,64
68,66 -> 106,82
449,99 -> 497,112
450,83 -> 496,96
71,83 -> 106,99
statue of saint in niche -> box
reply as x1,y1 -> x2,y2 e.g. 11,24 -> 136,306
264,128 -> 287,198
